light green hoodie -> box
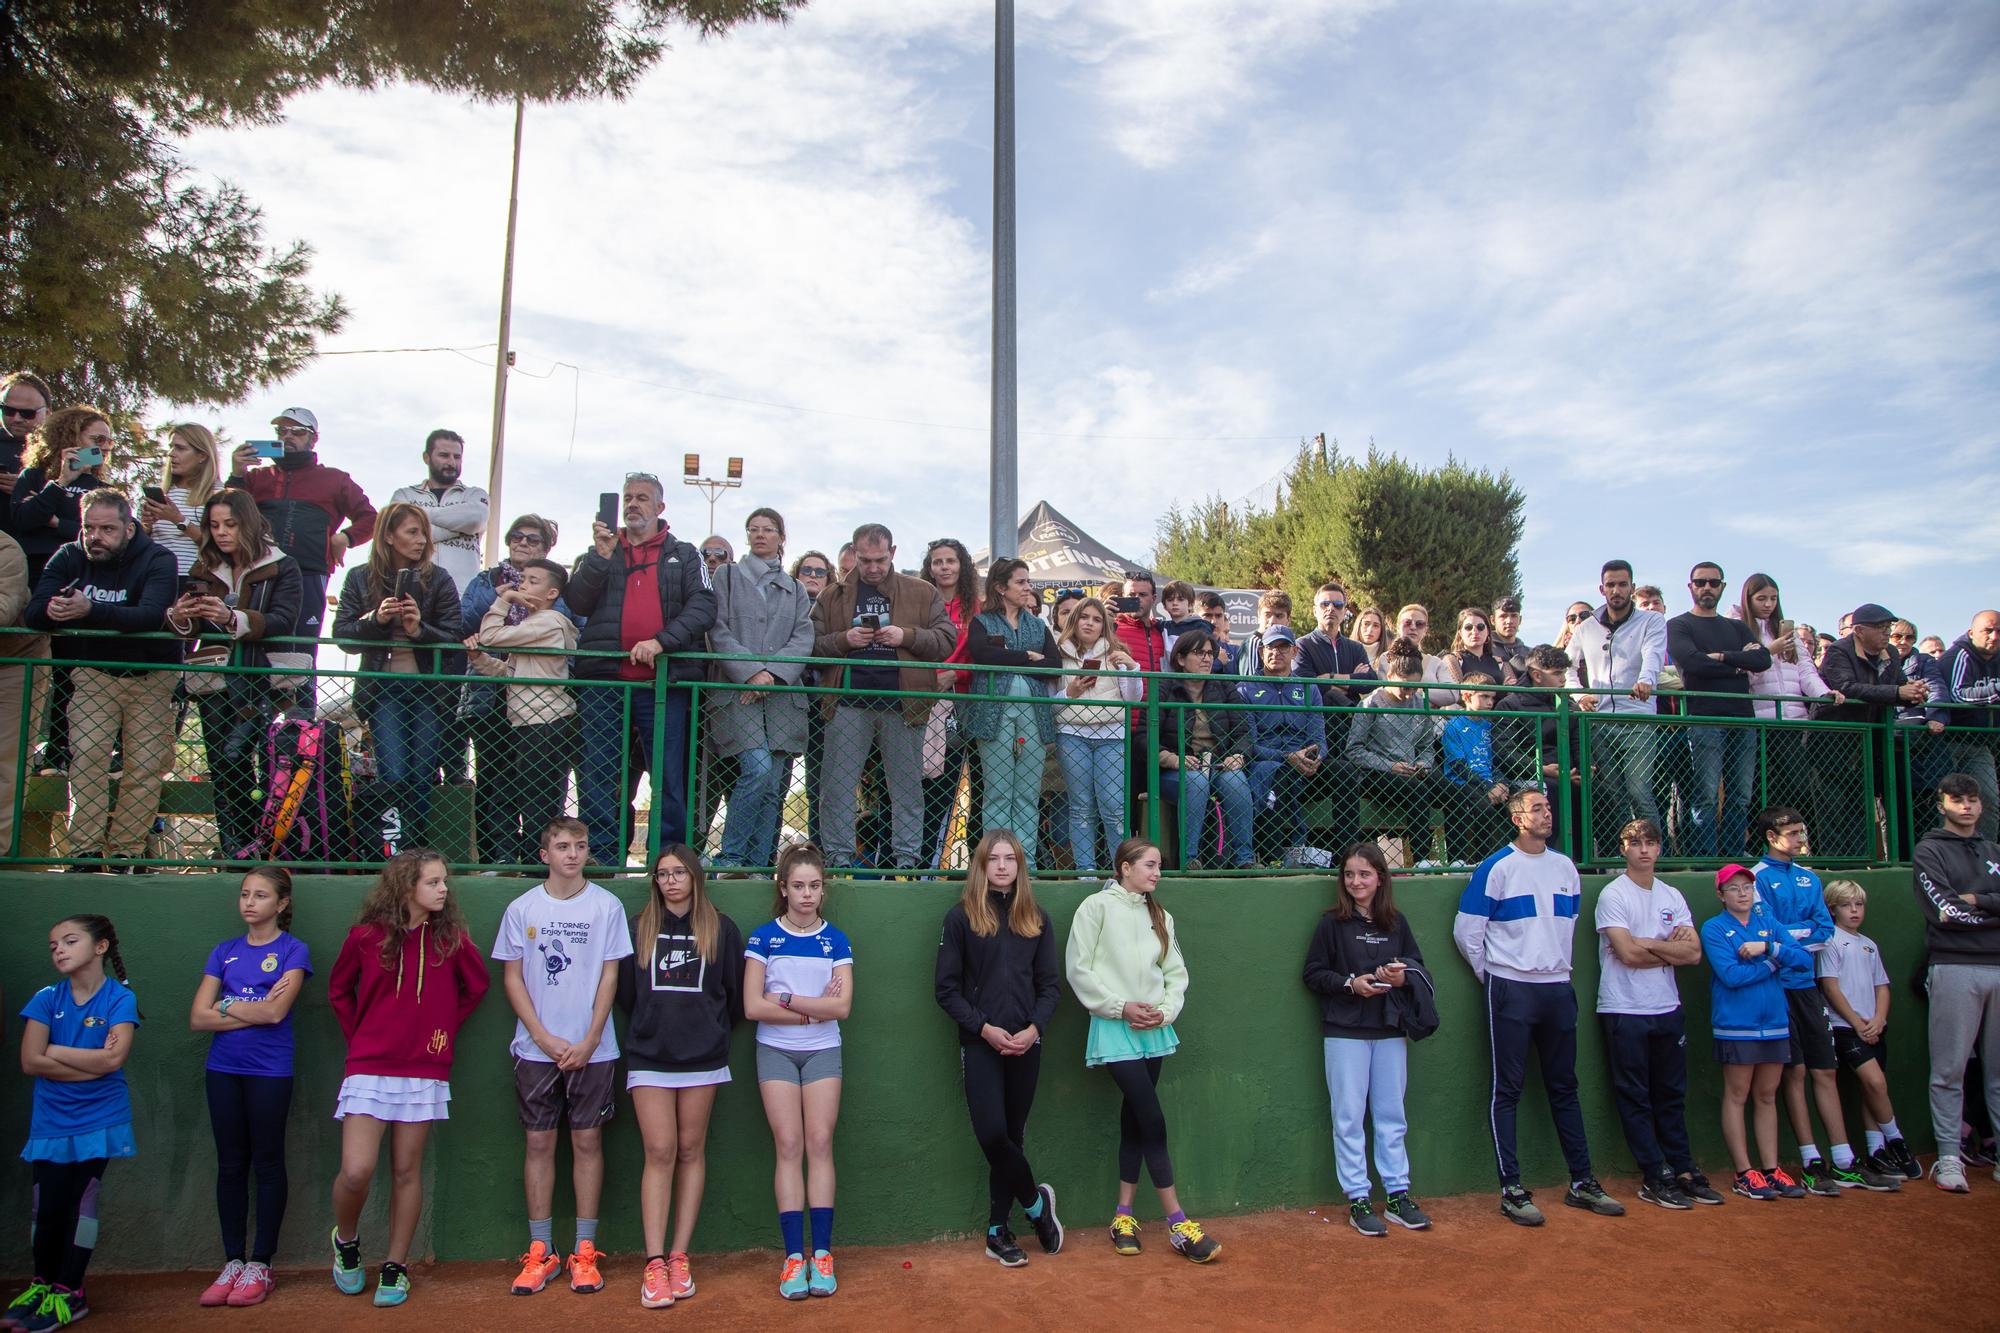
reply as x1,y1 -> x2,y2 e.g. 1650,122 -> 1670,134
1065,883 -> 1188,1023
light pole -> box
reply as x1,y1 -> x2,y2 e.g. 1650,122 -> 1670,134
484,93 -> 526,569
990,0 -> 1018,560
682,453 -> 744,534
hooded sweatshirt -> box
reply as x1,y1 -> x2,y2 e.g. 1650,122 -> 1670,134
1064,884 -> 1188,1023
26,529 -> 180,667
328,921 -> 491,1078
616,908 -> 746,1073
1930,634 -> 2000,730
1912,827 -> 2000,967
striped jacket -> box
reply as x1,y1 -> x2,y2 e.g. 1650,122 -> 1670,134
1452,844 -> 1582,984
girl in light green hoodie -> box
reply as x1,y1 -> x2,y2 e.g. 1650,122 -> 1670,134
1064,838 -> 1219,1264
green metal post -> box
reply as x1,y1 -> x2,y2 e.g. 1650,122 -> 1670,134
1144,684 -> 1162,845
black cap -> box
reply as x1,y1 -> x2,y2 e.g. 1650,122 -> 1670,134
1848,602 -> 1896,627
1494,595 -> 1522,613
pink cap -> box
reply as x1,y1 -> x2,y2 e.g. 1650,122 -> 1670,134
1715,863 -> 1755,889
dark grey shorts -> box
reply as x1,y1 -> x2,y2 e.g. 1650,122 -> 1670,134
513,1058 -> 618,1131
755,1043 -> 843,1086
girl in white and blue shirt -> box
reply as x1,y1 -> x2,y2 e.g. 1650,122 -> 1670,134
743,842 -> 853,1301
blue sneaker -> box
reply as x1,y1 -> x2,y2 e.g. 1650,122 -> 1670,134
778,1254 -> 810,1301
372,1264 -> 410,1307
808,1250 -> 837,1297
330,1227 -> 365,1296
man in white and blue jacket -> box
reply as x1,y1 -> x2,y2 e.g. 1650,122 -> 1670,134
1237,626 -> 1325,859
1454,789 -> 1625,1226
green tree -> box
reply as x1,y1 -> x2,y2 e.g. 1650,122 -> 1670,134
0,0 -> 802,415
1155,442 -> 1525,629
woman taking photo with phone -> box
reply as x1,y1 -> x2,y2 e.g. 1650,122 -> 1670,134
332,502 -> 463,856
1052,597 -> 1142,873
963,558 -> 1060,865
142,424 -> 223,576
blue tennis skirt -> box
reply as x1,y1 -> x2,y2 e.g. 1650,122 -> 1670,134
23,1123 -> 137,1163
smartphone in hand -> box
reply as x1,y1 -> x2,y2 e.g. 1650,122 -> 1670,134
142,484 -> 169,505
394,568 -> 416,601
248,439 -> 284,460
597,492 -> 619,532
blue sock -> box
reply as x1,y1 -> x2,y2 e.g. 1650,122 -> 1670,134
988,1224 -> 1004,1238
1025,1192 -> 1045,1221
779,1210 -> 804,1258
529,1216 -> 553,1248
575,1217 -> 597,1246
1881,1118 -> 1901,1141
1166,1209 -> 1187,1226
810,1206 -> 834,1255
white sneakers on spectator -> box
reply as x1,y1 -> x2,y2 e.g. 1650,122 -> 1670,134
1931,1156 -> 1969,1193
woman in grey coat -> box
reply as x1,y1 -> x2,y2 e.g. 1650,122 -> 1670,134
706,507 -> 816,866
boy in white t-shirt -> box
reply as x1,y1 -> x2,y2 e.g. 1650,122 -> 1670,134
492,817 -> 635,1297
1594,818 -> 1718,1209
1817,880 -> 1921,1180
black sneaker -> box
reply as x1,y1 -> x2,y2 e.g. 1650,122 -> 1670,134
1830,1160 -> 1901,1192
1882,1139 -> 1924,1180
984,1226 -> 1028,1267
1798,1162 -> 1842,1197
1499,1185 -> 1544,1227
1565,1177 -> 1627,1216
1961,1136 -> 1997,1169
1347,1199 -> 1387,1238
1383,1191 -> 1432,1230
1676,1170 -> 1725,1205
1027,1184 -> 1063,1254
1109,1214 -> 1141,1255
1637,1176 -> 1693,1210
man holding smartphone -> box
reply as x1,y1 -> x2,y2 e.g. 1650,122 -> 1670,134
227,407 -> 377,666
808,522 -> 954,870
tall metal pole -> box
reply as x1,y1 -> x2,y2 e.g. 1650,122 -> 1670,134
989,0 -> 1018,560
484,93 -> 526,569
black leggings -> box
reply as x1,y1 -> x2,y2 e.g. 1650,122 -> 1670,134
961,1041 -> 1042,1227
1106,1057 -> 1174,1188
207,1070 -> 294,1263
30,1158 -> 106,1291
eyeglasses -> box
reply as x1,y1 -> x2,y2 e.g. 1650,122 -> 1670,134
1888,632 -> 1915,642
1565,611 -> 1589,623
277,426 -> 313,438
505,530 -> 546,545
0,404 -> 41,418
1403,620 -> 1428,630
1690,578 -> 1723,588
797,565 -> 830,579
701,547 -> 728,560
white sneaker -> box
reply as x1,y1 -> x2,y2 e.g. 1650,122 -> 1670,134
1931,1156 -> 1969,1193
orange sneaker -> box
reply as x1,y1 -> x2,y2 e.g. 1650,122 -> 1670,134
511,1240 -> 560,1295
639,1257 -> 673,1309
568,1239 -> 605,1294
666,1252 -> 695,1301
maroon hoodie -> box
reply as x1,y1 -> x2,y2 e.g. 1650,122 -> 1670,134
328,922 -> 490,1079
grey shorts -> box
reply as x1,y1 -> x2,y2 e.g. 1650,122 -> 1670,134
513,1058 -> 618,1131
755,1043 -> 843,1086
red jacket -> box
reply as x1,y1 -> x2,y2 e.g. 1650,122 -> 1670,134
230,452 -> 376,577
329,922 -> 490,1079
1114,613 -> 1167,731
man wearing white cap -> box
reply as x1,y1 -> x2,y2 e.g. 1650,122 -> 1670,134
227,407 -> 377,669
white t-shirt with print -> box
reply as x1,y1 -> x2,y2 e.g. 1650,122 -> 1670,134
491,882 -> 635,1062
1817,926 -> 1889,1027
744,917 -> 854,1053
1594,874 -> 1693,1015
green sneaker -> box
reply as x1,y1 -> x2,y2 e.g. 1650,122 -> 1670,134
5,1283 -> 50,1320
19,1284 -> 86,1330
1347,1199 -> 1388,1238
1499,1185 -> 1545,1227
1798,1163 -> 1842,1197
330,1227 -> 365,1296
1563,1177 -> 1627,1216
1829,1160 -> 1901,1192
372,1264 -> 410,1308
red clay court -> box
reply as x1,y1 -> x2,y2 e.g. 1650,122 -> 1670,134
71,1176 -> 2000,1331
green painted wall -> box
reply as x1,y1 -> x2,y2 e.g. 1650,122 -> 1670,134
0,868 -> 1937,1273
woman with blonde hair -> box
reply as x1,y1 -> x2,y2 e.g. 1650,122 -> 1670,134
935,829 -> 1065,1266
143,423 -> 222,574
1052,597 -> 1142,872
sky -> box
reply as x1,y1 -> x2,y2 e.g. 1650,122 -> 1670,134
174,0 -> 2000,643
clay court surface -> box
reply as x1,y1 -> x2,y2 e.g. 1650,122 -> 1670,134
63,1178 -> 2000,1330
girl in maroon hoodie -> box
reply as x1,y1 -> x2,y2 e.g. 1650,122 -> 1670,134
326,851 -> 490,1307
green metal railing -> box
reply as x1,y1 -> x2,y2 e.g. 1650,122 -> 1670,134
0,631 -> 1989,876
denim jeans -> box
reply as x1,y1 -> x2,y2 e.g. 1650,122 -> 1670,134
366,679 -> 445,855
1161,764 -> 1255,868
1593,722 -> 1662,856
1686,725 -> 1757,858
1247,758 -> 1311,855
1056,732 -> 1127,872
718,746 -> 789,867
580,685 -> 689,863
1323,1036 -> 1410,1199
979,698 -> 1048,866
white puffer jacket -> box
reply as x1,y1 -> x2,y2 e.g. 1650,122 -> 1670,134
1055,636 -> 1143,736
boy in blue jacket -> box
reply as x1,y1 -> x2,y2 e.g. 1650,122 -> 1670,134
1751,806 -> 1900,1192
1703,864 -> 1811,1200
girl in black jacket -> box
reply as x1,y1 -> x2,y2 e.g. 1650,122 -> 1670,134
1302,842 -> 1433,1236
331,501 -> 463,855
934,829 -> 1064,1266
616,844 -> 744,1306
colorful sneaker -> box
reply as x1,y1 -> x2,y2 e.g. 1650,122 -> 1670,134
1881,1139 -> 1923,1180
1830,1160 -> 1901,1192
778,1255 -> 810,1301
226,1262 -> 273,1308
1383,1192 -> 1432,1230
1499,1185 -> 1544,1227
331,1228 -> 365,1296
1637,1177 -> 1692,1210
1676,1170 -> 1725,1205
200,1261 -> 245,1307
665,1252 -> 695,1301
1932,1156 -> 1970,1193
984,1226 -> 1029,1266
1764,1166 -> 1807,1199
567,1240 -> 605,1294
511,1240 -> 560,1295
808,1251 -> 837,1297
1027,1183 -> 1064,1254
18,1285 -> 85,1332
1732,1169 -> 1778,1201
1347,1199 -> 1387,1237
372,1264 -> 410,1308
1564,1177 -> 1626,1216
1168,1217 -> 1220,1262
1109,1213 -> 1142,1255
639,1258 -> 673,1310
1797,1162 -> 1842,1197
3,1283 -> 50,1330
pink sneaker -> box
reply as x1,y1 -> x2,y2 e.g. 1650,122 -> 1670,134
200,1261 -> 245,1307
227,1261 -> 273,1307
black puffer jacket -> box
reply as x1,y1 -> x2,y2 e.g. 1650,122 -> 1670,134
331,563 -> 465,705
935,892 -> 1061,1042
565,525 -> 717,683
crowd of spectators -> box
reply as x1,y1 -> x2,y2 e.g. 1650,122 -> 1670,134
2,372 -> 1995,874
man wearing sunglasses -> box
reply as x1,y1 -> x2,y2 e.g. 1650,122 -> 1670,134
0,369 -> 52,498
1666,563 -> 1771,858
700,535 -> 733,575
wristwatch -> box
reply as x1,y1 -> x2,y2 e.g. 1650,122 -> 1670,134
778,992 -> 794,1010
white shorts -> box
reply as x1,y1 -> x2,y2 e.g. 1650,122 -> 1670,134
334,1074 -> 451,1123
627,1067 -> 732,1091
